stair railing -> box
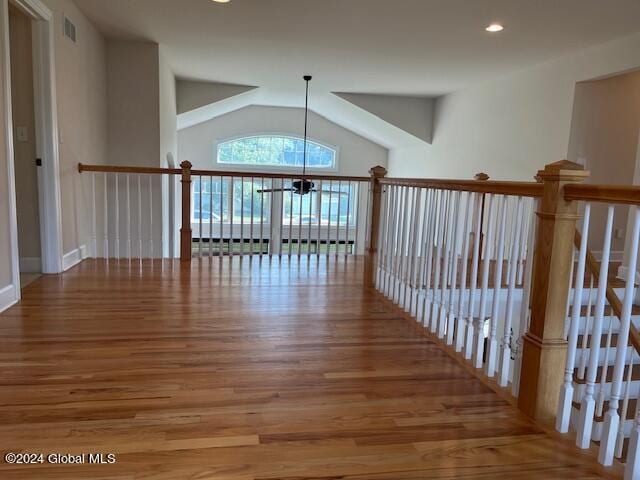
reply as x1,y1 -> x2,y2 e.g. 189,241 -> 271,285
368,160 -> 640,477
368,172 -> 542,394
552,183 -> 640,475
78,162 -> 373,260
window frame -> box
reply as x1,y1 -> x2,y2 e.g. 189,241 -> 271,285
213,133 -> 340,173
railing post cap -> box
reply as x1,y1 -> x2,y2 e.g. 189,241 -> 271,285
180,161 -> 192,169
474,172 -> 490,181
537,160 -> 589,182
369,165 -> 387,178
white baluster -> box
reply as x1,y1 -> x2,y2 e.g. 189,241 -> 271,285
230,177 -> 235,258
126,174 -> 131,259
259,178 -> 265,256
397,187 -> 411,304
406,187 -> 420,309
344,182 -> 352,256
516,200 -> 531,285
430,190 -> 448,333
465,193 -> 483,359
445,191 -> 461,345
381,185 -> 392,296
600,206 -> 640,465
114,173 -> 120,259
499,196 -> 524,387
407,188 -> 422,313
438,191 -> 456,339
455,192 -> 475,353
486,196 -> 507,377
103,173 -> 109,258
308,179 -> 314,255
411,188 -> 427,317
415,189 -> 432,320
396,187 -> 410,306
241,179 -> 245,256
198,176 -> 203,258
617,355 -> 634,459
422,189 -> 439,328
383,185 -> 396,297
219,177 -> 224,257
577,205 -> 615,449
512,198 -> 538,397
209,177 -> 214,257
354,182 -> 361,258
392,186 -> 404,302
325,180 -> 332,257
149,176 -> 154,259
373,184 -> 384,286
565,250 -> 577,338
577,276 -> 595,381
556,203 -> 591,432
316,180 -> 324,258
91,173 -> 97,257
475,194 -> 497,369
137,174 -> 142,259
597,315 -> 615,417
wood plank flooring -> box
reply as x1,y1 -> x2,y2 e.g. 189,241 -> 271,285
0,256 -> 618,479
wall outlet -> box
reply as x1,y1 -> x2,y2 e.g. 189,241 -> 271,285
614,228 -> 624,240
16,126 -> 28,142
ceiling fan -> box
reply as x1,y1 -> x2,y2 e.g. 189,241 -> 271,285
257,75 -> 346,196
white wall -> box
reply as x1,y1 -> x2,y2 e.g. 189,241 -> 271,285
42,0 -> 108,260
159,50 -> 177,256
178,105 -> 388,176
388,31 -> 640,181
107,40 -> 159,167
567,70 -> 640,252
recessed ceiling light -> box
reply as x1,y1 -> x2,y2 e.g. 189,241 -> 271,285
212,0 -> 230,3
486,23 -> 504,33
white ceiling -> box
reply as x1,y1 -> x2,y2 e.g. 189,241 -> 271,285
75,0 -> 640,97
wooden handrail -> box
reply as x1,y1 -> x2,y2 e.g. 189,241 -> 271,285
78,163 -> 369,182
565,184 -> 640,205
78,163 -> 181,175
574,229 -> 640,354
379,177 -> 543,197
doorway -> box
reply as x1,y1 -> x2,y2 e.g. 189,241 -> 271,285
2,0 -> 63,302
9,3 -> 40,288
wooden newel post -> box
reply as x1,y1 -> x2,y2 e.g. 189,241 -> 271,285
365,165 -> 388,287
517,160 -> 589,419
180,161 -> 193,262
474,173 -> 489,267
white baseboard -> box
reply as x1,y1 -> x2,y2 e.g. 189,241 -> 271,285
62,244 -> 89,271
19,257 -> 41,273
0,284 -> 18,314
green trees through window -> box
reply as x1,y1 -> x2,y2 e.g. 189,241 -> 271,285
217,135 -> 336,169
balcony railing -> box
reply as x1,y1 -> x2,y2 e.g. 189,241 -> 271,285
79,159 -> 640,477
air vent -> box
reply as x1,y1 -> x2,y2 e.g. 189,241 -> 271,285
63,15 -> 76,43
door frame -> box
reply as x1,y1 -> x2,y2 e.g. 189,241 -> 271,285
2,0 -> 63,300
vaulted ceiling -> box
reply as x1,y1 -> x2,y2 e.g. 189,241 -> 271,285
75,0 -> 640,97
75,0 -> 640,150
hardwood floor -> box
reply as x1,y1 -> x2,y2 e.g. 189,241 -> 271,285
0,257 -> 618,479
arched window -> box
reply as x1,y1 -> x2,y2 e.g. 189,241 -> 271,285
217,135 -> 337,170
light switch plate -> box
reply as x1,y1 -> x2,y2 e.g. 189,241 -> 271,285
16,126 -> 28,142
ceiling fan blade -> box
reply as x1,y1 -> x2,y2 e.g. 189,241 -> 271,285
256,188 -> 294,193
312,190 -> 349,196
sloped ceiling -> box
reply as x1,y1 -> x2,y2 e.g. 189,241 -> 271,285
334,93 -> 435,143
176,79 -> 256,114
